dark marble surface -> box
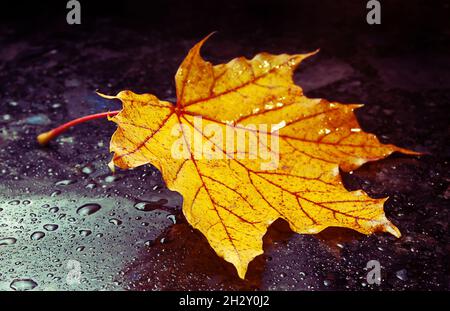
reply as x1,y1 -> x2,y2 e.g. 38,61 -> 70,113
0,0 -> 448,290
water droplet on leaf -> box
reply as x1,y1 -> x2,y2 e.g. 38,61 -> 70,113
30,231 -> 45,240
109,218 -> 122,226
0,237 -> 17,246
79,229 -> 92,237
10,278 -> 38,291
43,224 -> 59,231
76,203 -> 102,216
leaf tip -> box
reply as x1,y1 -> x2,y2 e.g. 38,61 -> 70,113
385,221 -> 401,238
233,258 -> 256,280
302,48 -> 320,59
108,159 -> 116,173
96,91 -> 117,100
311,48 -> 321,55
394,146 -> 425,157
191,32 -> 217,53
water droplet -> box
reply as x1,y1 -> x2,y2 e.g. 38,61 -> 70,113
76,203 -> 102,216
58,213 -> 66,220
10,278 -> 38,291
79,229 -> 92,237
24,114 -> 50,125
55,179 -> 75,186
43,224 -> 59,231
134,199 -> 168,212
0,237 -> 17,246
49,206 -> 59,213
323,280 -> 331,286
85,183 -> 96,189
2,114 -> 12,121
167,214 -> 176,224
109,218 -> 122,226
8,200 -> 20,205
50,190 -> 61,197
81,166 -> 94,174
30,231 -> 45,240
396,269 -> 408,281
144,240 -> 154,247
76,246 -> 85,252
22,200 -> 31,205
105,175 -> 119,183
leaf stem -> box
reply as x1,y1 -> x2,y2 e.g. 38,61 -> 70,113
37,111 -> 120,146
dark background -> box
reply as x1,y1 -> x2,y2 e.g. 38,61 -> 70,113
0,0 -> 448,291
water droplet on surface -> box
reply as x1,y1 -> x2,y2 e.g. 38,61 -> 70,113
2,114 -> 11,121
24,114 -> 51,125
8,200 -> 20,205
105,175 -> 119,183
50,190 -> 61,197
43,224 -> 59,231
76,246 -> 85,252
30,231 -> 45,240
57,213 -> 66,220
81,166 -> 94,174
396,269 -> 408,281
134,199 -> 168,212
85,183 -> 96,189
10,278 -> 38,291
55,179 -> 75,186
79,229 -> 92,237
76,203 -> 102,216
166,214 -> 176,224
109,218 -> 122,226
0,237 -> 17,246
49,206 -> 59,213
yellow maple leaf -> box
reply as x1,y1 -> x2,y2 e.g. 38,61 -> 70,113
102,35 -> 416,279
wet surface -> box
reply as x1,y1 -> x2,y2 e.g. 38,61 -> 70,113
0,1 -> 449,290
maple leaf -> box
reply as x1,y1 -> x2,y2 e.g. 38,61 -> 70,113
101,36 -> 416,279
